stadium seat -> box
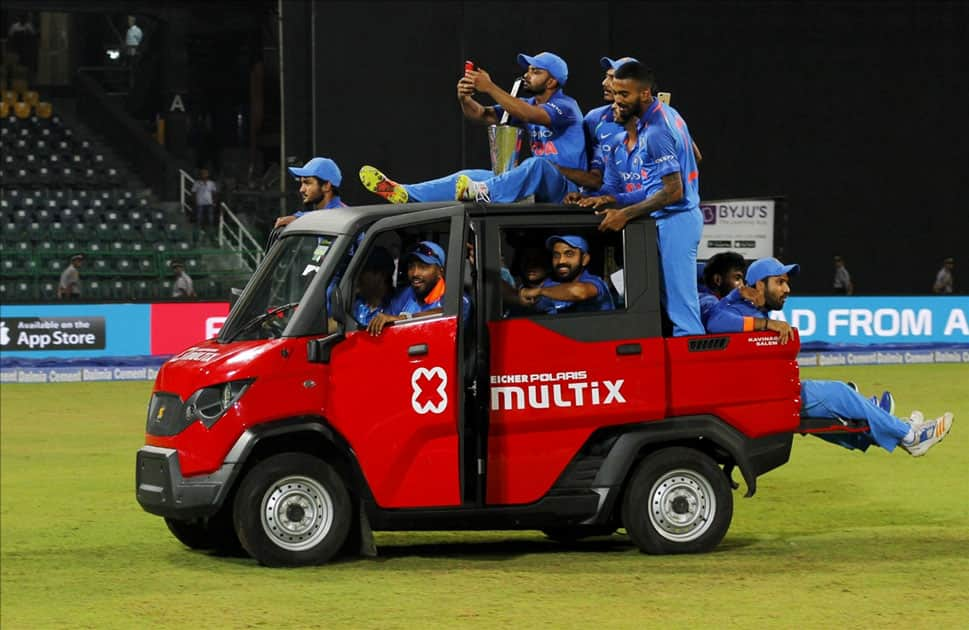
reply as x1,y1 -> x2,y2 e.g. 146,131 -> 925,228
158,278 -> 173,296
153,242 -> 168,253
84,241 -> 102,253
39,280 -> 59,301
109,241 -> 125,253
132,279 -> 153,300
92,258 -> 109,273
87,279 -> 103,299
0,102 -> 8,118
118,223 -> 138,241
116,257 -> 134,274
1,90 -> 16,106
46,258 -> 64,274
12,280 -> 34,301
49,221 -> 69,241
14,102 -> 30,119
137,256 -> 155,274
1,257 -> 20,273
27,222 -> 46,242
108,279 -> 129,300
36,102 -> 53,119
165,223 -> 181,241
141,222 -> 161,241
71,222 -> 91,241
151,209 -> 166,223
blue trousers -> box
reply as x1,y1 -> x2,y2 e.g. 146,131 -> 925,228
403,158 -> 576,203
657,208 -> 705,336
404,169 -> 494,202
801,380 -> 911,452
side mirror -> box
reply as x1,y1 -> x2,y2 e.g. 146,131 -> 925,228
328,286 -> 346,325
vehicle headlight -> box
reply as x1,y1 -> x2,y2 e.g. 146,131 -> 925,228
184,379 -> 253,429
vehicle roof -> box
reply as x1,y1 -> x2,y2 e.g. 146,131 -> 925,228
282,202 -> 632,236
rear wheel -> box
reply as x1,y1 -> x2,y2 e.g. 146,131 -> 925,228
622,447 -> 733,554
233,453 -> 351,567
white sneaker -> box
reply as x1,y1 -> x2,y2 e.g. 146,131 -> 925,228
901,412 -> 953,457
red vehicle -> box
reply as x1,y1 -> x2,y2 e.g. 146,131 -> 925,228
136,202 -> 842,566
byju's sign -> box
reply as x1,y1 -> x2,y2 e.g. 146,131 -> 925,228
0,317 -> 106,351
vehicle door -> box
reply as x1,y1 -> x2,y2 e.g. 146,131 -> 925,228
326,206 -> 469,509
481,214 -> 667,506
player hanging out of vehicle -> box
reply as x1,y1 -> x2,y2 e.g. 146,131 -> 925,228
367,241 -> 471,335
516,235 -> 614,314
706,256 -> 954,456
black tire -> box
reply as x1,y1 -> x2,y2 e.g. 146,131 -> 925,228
621,447 -> 733,554
165,507 -> 241,554
233,453 -> 351,567
541,525 -> 616,543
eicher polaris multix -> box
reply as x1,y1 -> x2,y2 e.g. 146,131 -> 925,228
137,202 -> 857,566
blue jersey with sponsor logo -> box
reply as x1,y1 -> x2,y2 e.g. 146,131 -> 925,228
387,283 -> 472,320
583,104 -> 624,174
534,269 -> 615,313
493,90 -> 586,170
599,102 -> 699,217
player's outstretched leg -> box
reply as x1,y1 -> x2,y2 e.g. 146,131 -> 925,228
359,165 -> 409,204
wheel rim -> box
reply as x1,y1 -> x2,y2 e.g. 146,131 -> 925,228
260,475 -> 334,551
648,468 -> 716,542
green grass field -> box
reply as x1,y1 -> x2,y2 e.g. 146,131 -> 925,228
2,364 -> 967,629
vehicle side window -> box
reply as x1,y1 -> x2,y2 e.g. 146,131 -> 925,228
346,219 -> 457,330
497,226 -> 625,319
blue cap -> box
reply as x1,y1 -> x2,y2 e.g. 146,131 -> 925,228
517,51 -> 568,86
405,240 -> 446,267
545,234 -> 589,253
600,56 -> 639,71
745,257 -> 800,285
287,157 -> 342,187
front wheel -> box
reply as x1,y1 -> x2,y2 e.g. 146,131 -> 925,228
621,447 -> 733,554
233,453 -> 351,567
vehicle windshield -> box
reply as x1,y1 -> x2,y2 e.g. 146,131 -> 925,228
219,234 -> 336,342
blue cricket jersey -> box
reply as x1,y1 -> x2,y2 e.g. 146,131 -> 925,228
292,196 -> 348,219
697,285 -> 720,327
583,104 -> 624,174
598,101 -> 699,217
534,269 -> 615,314
387,279 -> 472,320
705,287 -> 766,333
352,296 -> 390,326
493,90 -> 587,170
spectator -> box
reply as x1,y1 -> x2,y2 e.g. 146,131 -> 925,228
125,16 -> 143,59
705,256 -> 954,456
932,257 -> 955,294
190,167 -> 218,239
58,254 -> 83,300
171,261 -> 196,298
359,51 -> 585,204
7,14 -> 37,79
517,235 -> 614,314
832,255 -> 853,295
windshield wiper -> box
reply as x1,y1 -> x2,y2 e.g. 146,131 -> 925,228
224,302 -> 300,342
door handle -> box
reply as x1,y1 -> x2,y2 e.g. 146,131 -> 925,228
408,343 -> 428,357
616,343 -> 641,355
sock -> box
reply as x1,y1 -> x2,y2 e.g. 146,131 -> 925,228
901,428 -> 916,446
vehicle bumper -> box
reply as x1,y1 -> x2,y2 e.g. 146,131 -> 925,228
135,446 -> 234,518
